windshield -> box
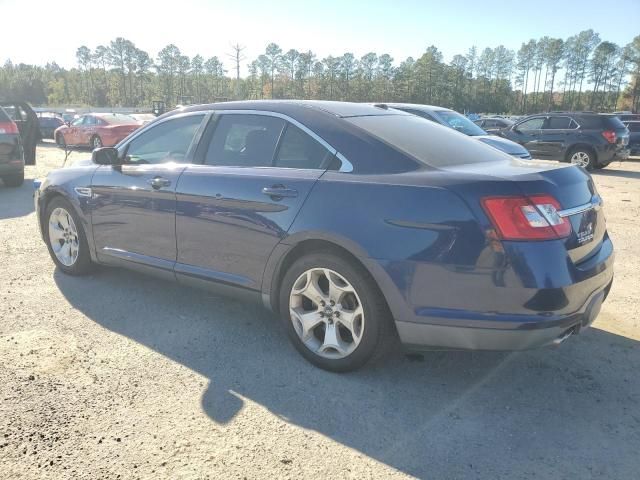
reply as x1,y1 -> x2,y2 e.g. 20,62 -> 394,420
433,110 -> 487,136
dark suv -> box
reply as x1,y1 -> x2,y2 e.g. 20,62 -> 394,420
498,112 -> 630,170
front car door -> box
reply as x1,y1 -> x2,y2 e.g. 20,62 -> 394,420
90,112 -> 208,277
78,115 -> 96,146
66,116 -> 85,145
508,116 -> 546,157
175,111 -> 336,291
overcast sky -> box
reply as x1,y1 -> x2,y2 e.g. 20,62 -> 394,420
2,0 -> 639,74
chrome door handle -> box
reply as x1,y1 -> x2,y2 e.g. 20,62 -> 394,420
262,185 -> 298,199
148,176 -> 171,189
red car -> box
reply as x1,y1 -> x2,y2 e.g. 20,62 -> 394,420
54,113 -> 141,149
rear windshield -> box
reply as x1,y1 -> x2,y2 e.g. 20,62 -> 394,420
346,114 -> 507,167
602,115 -> 626,130
0,106 -> 10,122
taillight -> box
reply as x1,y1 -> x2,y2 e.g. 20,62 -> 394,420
482,195 -> 571,241
602,130 -> 616,144
0,121 -> 18,134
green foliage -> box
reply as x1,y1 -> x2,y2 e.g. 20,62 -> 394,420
1,31 -> 639,113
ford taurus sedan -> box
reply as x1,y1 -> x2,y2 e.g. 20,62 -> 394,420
35,101 -> 614,372
54,113 -> 141,149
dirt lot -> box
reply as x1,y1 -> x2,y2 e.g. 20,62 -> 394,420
1,143 -> 639,479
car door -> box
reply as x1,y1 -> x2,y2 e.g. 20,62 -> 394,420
536,116 -> 576,160
66,116 -> 85,145
507,116 -> 546,157
77,115 -> 96,146
175,112 -> 334,291
90,112 -> 208,277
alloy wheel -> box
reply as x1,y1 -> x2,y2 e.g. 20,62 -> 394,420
289,268 -> 365,359
48,207 -> 79,267
570,151 -> 590,168
92,136 -> 103,149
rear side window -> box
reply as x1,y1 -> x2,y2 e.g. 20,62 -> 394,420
274,125 -> 333,169
346,114 -> 505,167
545,117 -> 572,129
0,107 -> 10,122
205,114 -> 285,167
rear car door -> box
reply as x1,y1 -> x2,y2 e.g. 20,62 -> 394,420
91,112 -> 207,276
508,117 -> 546,157
537,116 -> 576,160
175,111 -> 333,290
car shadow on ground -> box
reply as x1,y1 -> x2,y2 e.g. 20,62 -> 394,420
54,267 -> 640,478
0,178 -> 35,219
593,168 -> 640,180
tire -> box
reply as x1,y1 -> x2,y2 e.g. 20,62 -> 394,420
90,135 -> 103,149
56,133 -> 65,147
278,251 -> 395,372
567,147 -> 596,171
44,197 -> 93,275
2,171 -> 24,187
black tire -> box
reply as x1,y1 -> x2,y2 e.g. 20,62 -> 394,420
56,133 -> 66,148
44,196 -> 94,275
567,147 -> 596,171
278,251 -> 396,372
2,171 -> 24,187
90,135 -> 103,149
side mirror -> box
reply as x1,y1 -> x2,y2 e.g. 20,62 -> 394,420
92,147 -> 120,165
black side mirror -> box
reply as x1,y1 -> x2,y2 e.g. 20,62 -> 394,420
92,147 -> 120,165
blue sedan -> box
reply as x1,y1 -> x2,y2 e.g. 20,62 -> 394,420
35,101 -> 614,372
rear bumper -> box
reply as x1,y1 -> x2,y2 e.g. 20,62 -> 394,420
396,280 -> 610,351
363,234 -> 614,351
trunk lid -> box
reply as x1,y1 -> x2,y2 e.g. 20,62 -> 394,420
443,159 -> 605,264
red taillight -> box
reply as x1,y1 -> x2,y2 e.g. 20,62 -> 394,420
602,130 -> 616,144
482,195 -> 571,241
0,121 -> 18,134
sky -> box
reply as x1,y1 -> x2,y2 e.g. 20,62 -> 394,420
1,0 -> 639,74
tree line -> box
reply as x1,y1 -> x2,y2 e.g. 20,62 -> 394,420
1,31 -> 639,114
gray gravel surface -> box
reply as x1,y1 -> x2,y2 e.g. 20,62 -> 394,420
1,143 -> 639,479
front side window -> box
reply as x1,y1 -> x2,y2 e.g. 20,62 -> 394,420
205,114 -> 285,167
517,117 -> 545,131
71,116 -> 84,127
83,116 -> 96,126
124,114 -> 204,164
274,125 -> 333,169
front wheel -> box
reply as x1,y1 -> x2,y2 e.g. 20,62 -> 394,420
44,197 -> 93,275
56,133 -> 65,147
90,135 -> 103,149
279,252 -> 394,372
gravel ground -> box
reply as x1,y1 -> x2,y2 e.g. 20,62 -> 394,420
1,143 -> 639,479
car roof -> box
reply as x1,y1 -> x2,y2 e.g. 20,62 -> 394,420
383,103 -> 452,113
182,100 -> 409,119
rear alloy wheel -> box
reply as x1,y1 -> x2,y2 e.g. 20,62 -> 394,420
2,171 -> 24,187
569,149 -> 595,170
44,197 -> 93,275
279,252 -> 394,372
91,135 -> 103,149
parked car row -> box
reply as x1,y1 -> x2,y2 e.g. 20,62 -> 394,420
35,100 -> 615,371
0,105 -> 24,186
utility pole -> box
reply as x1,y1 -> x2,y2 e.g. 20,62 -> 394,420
227,43 -> 246,100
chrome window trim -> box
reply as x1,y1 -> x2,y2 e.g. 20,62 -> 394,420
211,109 -> 354,173
558,195 -> 602,218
